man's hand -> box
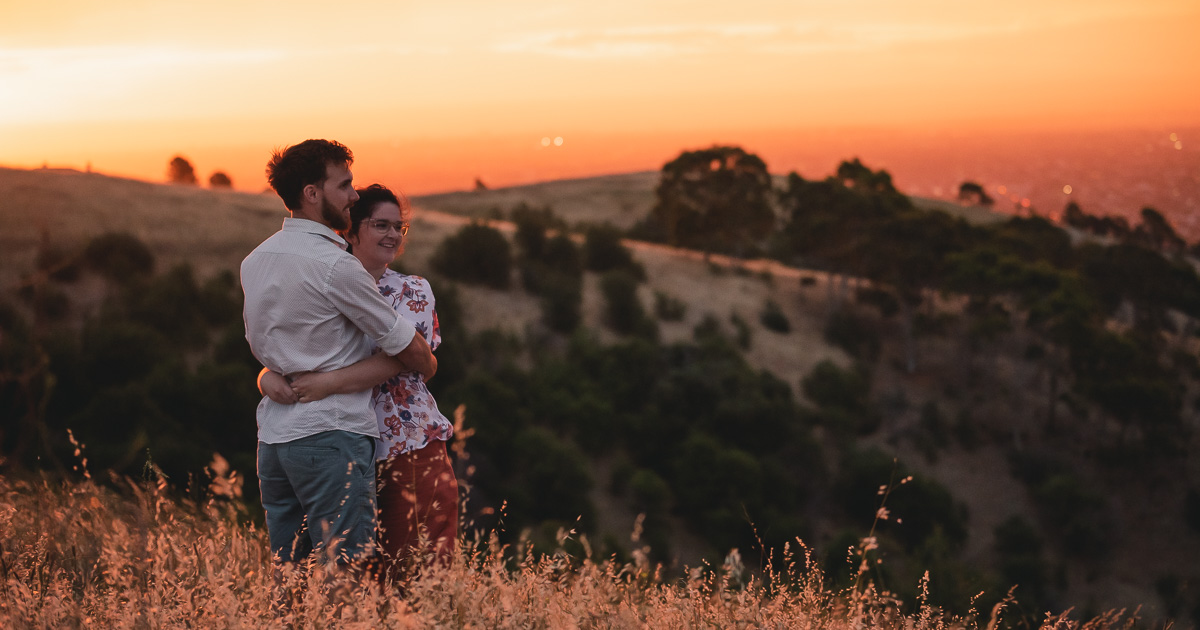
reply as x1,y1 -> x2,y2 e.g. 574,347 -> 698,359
289,371 -> 341,404
258,368 -> 298,404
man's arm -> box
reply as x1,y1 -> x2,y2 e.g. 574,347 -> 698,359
326,255 -> 421,357
395,330 -> 436,379
288,331 -> 436,402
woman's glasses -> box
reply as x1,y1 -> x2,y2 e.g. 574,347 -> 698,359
367,219 -> 410,236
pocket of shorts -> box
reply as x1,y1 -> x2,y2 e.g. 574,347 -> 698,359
289,445 -> 341,468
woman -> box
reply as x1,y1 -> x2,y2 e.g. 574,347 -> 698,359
259,184 -> 458,581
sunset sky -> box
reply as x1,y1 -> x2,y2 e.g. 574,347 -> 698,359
2,0 -> 1198,193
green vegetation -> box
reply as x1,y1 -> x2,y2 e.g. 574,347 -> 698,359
431,222 -> 513,289
5,150 -> 1200,625
635,146 -> 775,256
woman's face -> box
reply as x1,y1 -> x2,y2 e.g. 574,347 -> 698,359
348,201 -> 408,272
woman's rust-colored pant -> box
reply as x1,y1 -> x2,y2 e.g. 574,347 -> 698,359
376,440 -> 458,581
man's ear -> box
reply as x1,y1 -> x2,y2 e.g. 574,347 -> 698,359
302,183 -> 320,205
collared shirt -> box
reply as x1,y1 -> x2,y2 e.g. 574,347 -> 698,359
241,218 -> 416,444
371,270 -> 453,460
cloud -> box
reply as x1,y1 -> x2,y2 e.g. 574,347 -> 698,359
491,21 -> 1028,59
0,46 -> 289,123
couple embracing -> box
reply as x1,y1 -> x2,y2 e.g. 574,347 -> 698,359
240,139 -> 457,585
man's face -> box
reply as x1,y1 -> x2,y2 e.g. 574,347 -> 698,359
317,162 -> 359,231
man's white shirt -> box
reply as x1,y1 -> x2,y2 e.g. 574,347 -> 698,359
241,217 -> 416,444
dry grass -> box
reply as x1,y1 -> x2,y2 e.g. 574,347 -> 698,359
1,464 -> 1138,630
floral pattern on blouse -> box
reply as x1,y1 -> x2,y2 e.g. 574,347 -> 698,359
370,269 -> 453,460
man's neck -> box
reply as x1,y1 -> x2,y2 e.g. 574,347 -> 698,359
290,207 -> 328,227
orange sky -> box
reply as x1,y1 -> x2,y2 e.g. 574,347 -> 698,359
1,0 -> 1198,193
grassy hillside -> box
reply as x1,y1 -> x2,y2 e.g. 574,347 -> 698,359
2,166 -> 1199,626
4,471 -> 1134,629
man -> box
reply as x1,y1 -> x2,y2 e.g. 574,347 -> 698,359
241,139 -> 434,568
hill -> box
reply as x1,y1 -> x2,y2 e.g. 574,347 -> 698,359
2,166 -> 1199,625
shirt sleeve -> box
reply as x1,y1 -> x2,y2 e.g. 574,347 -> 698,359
326,255 -> 416,356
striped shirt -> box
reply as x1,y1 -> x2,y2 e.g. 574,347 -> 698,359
241,218 -> 417,444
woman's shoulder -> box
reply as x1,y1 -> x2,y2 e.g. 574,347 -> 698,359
380,269 -> 434,292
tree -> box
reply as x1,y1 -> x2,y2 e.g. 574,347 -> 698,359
644,146 -> 775,255
167,156 -> 197,185
208,171 -> 232,188
957,181 -> 994,206
430,223 -> 512,289
1132,207 -> 1186,255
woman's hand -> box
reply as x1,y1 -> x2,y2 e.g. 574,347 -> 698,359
289,371 -> 341,404
258,369 -> 298,404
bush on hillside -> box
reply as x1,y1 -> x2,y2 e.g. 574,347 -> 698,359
653,291 -> 687,321
542,234 -> 584,278
824,310 -> 881,362
584,224 -> 643,279
599,270 -> 654,338
1032,473 -> 1112,558
993,515 -> 1050,607
730,312 -> 752,349
84,232 -> 156,283
35,239 -> 81,282
801,360 -> 878,435
507,427 -> 595,531
538,272 -> 583,333
760,299 -> 791,333
835,448 -> 968,552
431,223 -> 512,289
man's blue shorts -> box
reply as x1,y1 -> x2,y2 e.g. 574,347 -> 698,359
257,430 -> 378,565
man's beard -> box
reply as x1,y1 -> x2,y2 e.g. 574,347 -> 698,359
320,197 -> 349,231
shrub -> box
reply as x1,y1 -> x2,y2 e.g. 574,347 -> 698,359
692,313 -> 725,342
35,239 -> 81,282
835,448 -> 968,552
1032,473 -> 1112,557
81,321 -> 170,389
803,363 -> 880,435
914,401 -> 950,462
730,312 -> 752,349
584,224 -> 643,279
670,432 -> 765,550
824,310 -> 881,362
431,223 -> 512,289
509,427 -> 595,530
511,203 -> 554,260
599,270 -> 647,336
802,361 -> 871,414
653,291 -> 687,321
84,232 -> 156,283
993,516 -> 1048,604
855,286 -> 899,317
18,284 -> 70,322
125,263 -> 209,348
542,234 -> 583,278
197,270 -> 242,328
760,299 -> 791,333
539,272 -> 583,333
629,468 -> 674,561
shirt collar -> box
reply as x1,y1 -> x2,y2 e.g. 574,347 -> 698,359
282,217 -> 348,249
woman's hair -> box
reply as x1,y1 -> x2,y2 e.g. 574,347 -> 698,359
346,183 -> 409,242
